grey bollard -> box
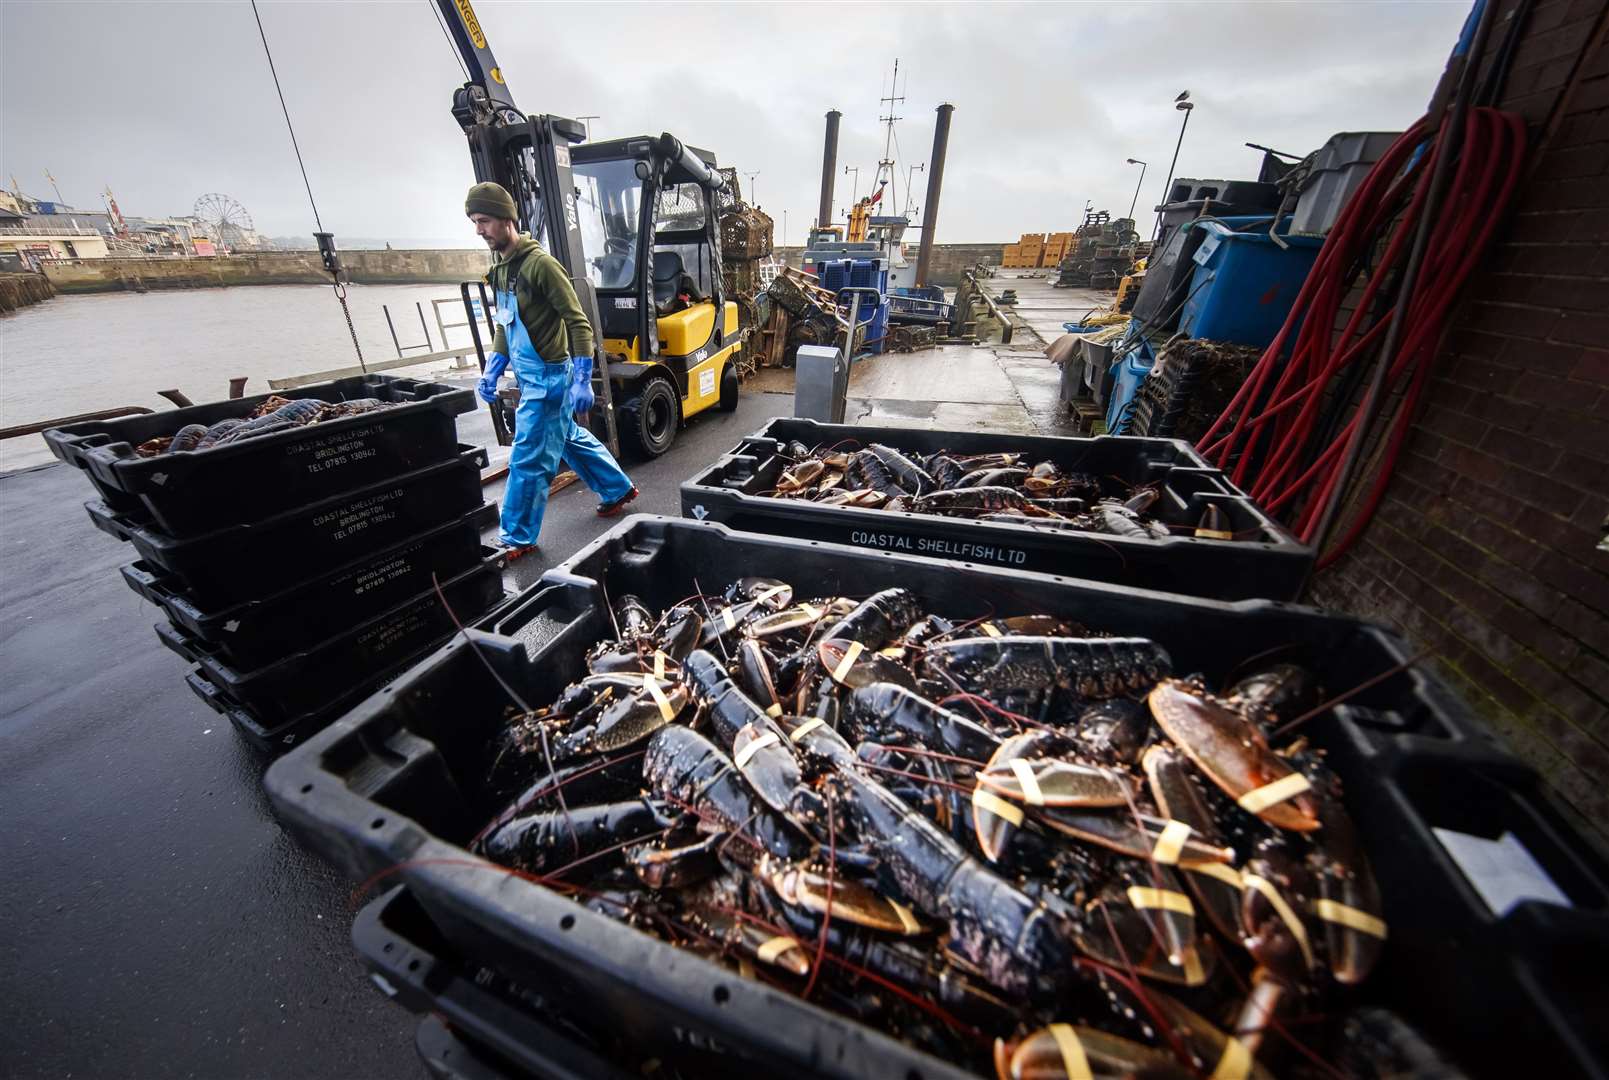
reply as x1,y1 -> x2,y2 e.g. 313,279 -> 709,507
794,344 -> 849,424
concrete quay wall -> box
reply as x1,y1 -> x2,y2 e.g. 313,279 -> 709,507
42,249 -> 492,294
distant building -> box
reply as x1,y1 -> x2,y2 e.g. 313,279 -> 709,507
0,206 -> 111,268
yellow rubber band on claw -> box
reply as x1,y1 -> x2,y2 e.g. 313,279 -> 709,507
1314,898 -> 1388,939
765,702 -> 783,718
972,787 -> 1024,826
800,603 -> 822,621
720,606 -> 738,632
1008,758 -> 1045,806
1151,819 -> 1193,865
1125,886 -> 1194,916
981,622 -> 1003,638
753,584 -> 789,605
755,936 -> 801,964
831,640 -> 864,682
879,645 -> 906,660
1198,528 -> 1235,541
1189,862 -> 1245,890
1210,1035 -> 1252,1080
1047,1024 -> 1093,1080
1181,946 -> 1207,986
889,900 -> 922,935
1236,771 -> 1312,814
788,717 -> 825,742
1242,874 -> 1315,971
734,731 -> 781,769
643,674 -> 676,722
652,651 -> 667,680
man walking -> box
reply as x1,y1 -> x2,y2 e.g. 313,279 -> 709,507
466,181 -> 637,558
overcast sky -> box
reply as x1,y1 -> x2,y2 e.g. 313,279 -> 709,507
2,1 -> 1470,247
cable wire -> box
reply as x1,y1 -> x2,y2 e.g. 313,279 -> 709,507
250,0 -> 323,234
250,0 -> 367,372
427,0 -> 471,82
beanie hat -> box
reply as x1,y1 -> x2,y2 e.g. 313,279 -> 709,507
465,182 -> 518,221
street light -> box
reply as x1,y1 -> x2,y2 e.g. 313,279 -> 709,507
1154,92 -> 1195,241
1125,158 -> 1147,224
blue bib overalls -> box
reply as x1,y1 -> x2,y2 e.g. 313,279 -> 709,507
495,288 -> 634,547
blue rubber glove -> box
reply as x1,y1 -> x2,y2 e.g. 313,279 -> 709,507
569,355 -> 596,414
477,352 -> 510,404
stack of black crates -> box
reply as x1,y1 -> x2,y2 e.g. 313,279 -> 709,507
44,375 -> 508,752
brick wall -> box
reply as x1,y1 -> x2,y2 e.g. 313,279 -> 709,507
1309,0 -> 1609,837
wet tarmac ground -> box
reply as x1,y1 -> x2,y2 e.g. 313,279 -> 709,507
0,388 -> 785,1078
0,325 -> 1080,1077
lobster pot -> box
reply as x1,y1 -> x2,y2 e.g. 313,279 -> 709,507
43,375 -> 475,536
681,418 -> 1310,601
719,206 -> 774,261
265,516 -> 1609,1080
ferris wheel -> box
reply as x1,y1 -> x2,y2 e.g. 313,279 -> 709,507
193,193 -> 254,241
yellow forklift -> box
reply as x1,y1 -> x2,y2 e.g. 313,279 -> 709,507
439,0 -> 740,457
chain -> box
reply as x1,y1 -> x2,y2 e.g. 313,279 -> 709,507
332,279 -> 367,373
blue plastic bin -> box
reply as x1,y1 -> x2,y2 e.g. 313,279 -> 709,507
1179,221 -> 1323,348
818,258 -> 890,355
1104,337 -> 1156,432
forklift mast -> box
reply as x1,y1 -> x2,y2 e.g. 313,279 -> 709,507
436,0 -> 620,455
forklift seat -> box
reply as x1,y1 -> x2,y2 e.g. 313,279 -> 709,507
652,251 -> 703,314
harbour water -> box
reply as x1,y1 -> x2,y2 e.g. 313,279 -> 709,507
0,283 -> 483,472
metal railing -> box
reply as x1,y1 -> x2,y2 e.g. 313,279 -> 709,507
0,221 -> 103,236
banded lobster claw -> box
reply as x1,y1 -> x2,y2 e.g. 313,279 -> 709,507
761,856 -> 927,936
993,1023 -> 1179,1080
1147,680 -> 1321,833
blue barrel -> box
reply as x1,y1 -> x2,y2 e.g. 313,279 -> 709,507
1179,221 -> 1323,348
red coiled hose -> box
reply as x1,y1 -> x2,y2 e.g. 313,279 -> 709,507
1197,106 -> 1526,568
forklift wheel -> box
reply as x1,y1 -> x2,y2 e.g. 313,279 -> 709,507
621,376 -> 679,457
718,364 -> 739,412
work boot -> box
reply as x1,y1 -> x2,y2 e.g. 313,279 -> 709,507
490,537 -> 539,562
597,486 -> 640,517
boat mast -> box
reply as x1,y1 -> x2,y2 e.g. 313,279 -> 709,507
877,59 -> 903,219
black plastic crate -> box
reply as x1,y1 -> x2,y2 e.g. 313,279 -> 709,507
184,645 -> 443,755
265,517 -> 1608,1080
88,446 -> 488,607
415,1017 -> 520,1080
680,418 -> 1311,601
121,506 -> 499,667
358,886 -> 640,1080
158,556 -> 508,731
43,375 -> 475,536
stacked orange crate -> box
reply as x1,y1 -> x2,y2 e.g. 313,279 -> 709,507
1042,232 -> 1074,268
1018,232 -> 1045,269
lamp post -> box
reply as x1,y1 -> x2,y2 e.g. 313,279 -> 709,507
1155,92 -> 1195,241
1125,158 -> 1147,224
844,165 -> 861,207
744,170 -> 760,206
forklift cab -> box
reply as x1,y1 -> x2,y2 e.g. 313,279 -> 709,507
572,133 -> 742,455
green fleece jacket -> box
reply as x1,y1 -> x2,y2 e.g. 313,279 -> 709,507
487,236 -> 596,362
